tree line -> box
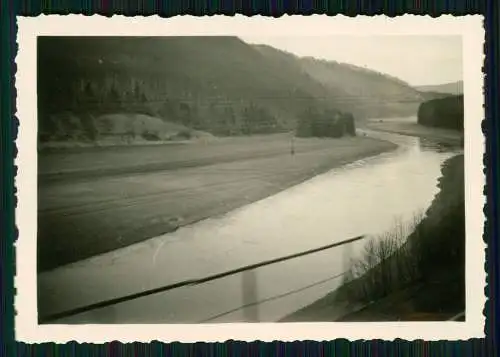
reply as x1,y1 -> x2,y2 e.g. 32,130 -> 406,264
417,95 -> 464,131
296,107 -> 356,138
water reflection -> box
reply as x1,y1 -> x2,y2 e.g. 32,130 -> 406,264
418,137 -> 459,153
242,270 -> 259,322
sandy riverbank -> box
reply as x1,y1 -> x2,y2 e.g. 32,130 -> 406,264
364,117 -> 463,147
38,134 -> 397,272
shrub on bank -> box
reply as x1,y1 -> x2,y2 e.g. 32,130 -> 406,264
342,213 -> 423,302
296,108 -> 356,138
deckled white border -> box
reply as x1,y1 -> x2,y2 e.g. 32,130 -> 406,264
15,14 -> 486,343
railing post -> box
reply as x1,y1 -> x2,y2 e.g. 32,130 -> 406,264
343,239 -> 354,274
242,269 -> 259,322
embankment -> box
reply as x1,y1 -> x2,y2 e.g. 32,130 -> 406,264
283,154 -> 465,322
39,135 -> 397,272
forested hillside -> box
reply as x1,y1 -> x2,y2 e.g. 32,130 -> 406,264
298,57 -> 426,119
38,36 -> 430,144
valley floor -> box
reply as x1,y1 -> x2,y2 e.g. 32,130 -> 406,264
38,134 -> 397,272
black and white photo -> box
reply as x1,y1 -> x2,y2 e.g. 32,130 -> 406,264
15,15 -> 485,343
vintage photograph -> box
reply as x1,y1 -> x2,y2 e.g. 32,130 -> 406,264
36,33 -> 467,324
15,15 -> 485,342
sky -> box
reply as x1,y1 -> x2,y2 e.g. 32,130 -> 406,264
240,36 -> 463,87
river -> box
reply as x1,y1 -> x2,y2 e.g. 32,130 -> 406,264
37,130 -> 461,324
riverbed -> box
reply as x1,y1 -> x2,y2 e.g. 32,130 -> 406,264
37,130 -> 461,323
38,134 -> 395,271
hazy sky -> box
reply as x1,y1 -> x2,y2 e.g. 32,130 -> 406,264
240,36 -> 463,86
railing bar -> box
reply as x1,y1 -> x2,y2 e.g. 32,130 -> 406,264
200,271 -> 346,323
39,234 -> 365,323
193,235 -> 365,285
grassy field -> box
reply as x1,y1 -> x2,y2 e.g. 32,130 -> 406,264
364,117 -> 463,147
38,134 -> 397,272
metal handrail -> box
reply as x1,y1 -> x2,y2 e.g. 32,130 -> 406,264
39,235 -> 365,323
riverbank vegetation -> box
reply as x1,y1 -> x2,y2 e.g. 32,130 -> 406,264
340,154 -> 465,319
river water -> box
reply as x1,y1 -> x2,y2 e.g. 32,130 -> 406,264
37,130 -> 461,323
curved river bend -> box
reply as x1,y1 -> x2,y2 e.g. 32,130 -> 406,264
38,130 -> 461,323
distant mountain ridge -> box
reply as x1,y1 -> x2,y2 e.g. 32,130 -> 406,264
416,81 -> 464,96
38,36 -> 432,143
251,44 -> 427,119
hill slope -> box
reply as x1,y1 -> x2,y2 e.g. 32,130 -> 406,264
416,81 -> 464,96
38,36 -> 341,141
252,44 -> 428,119
38,36 -> 430,142
296,56 -> 427,119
